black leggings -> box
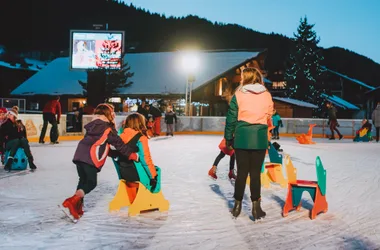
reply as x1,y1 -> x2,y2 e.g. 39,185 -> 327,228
76,162 -> 98,194
213,151 -> 235,170
234,149 -> 266,202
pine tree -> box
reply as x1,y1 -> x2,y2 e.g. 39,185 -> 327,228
285,16 -> 325,113
79,60 -> 134,108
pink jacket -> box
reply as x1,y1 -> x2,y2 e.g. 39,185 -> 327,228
235,83 -> 274,125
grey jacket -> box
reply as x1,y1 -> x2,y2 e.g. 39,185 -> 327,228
372,105 -> 380,127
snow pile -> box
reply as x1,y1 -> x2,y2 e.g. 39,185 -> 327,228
0,136 -> 379,249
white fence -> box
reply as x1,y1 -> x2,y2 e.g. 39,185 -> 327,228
17,114 -> 375,140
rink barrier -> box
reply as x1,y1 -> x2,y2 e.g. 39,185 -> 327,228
18,114 -> 373,142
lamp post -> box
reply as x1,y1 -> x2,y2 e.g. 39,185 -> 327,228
181,51 -> 199,116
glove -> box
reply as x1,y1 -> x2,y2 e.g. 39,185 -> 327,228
226,139 -> 234,149
128,152 -> 139,162
57,120 -> 60,124
150,175 -> 158,192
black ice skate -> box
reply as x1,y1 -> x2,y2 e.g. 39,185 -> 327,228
231,200 -> 242,218
252,200 -> 266,220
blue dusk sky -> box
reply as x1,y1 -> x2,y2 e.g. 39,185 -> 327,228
123,0 -> 380,64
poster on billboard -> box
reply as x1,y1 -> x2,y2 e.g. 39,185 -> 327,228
69,30 -> 124,70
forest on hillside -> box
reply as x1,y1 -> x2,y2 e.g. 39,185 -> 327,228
1,0 -> 379,86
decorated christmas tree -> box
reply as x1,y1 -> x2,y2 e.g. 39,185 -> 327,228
285,16 -> 325,114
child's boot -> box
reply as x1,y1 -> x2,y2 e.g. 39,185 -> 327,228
62,195 -> 82,220
28,157 -> 37,170
4,157 -> 13,171
208,165 -> 217,180
228,169 -> 236,180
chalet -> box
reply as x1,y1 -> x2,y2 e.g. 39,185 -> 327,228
266,67 -> 375,118
10,50 -> 271,115
10,49 -> 323,118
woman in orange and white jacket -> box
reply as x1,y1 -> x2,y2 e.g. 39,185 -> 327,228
224,67 -> 273,220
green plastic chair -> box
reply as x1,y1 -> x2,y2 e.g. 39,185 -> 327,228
290,156 -> 326,207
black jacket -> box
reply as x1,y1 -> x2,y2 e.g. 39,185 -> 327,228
327,106 -> 337,121
0,119 -> 25,146
165,111 -> 177,124
149,106 -> 162,118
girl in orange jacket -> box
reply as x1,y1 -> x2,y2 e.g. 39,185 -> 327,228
118,113 -> 158,203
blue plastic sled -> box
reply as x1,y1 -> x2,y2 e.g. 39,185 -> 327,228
4,148 -> 28,170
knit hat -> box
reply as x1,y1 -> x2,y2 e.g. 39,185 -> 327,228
8,106 -> 19,117
0,107 -> 7,114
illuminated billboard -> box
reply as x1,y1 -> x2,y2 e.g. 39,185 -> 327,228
69,30 -> 124,70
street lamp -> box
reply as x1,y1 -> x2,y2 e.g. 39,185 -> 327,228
181,51 -> 199,116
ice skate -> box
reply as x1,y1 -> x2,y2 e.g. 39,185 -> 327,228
208,165 -> 217,180
61,195 -> 82,223
231,200 -> 242,218
228,169 -> 236,180
252,199 -> 266,221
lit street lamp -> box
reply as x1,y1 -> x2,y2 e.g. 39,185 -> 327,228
181,51 -> 199,116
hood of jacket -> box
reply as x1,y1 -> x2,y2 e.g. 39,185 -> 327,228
239,83 -> 267,94
120,127 -> 139,143
84,116 -> 112,136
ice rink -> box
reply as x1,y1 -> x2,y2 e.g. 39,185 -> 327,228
0,135 -> 379,250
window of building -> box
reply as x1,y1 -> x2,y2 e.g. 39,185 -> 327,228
272,81 -> 287,89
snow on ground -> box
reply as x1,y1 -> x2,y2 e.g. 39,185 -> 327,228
0,136 -> 380,250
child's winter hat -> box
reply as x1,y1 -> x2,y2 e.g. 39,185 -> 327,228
0,107 -> 7,114
8,106 -> 19,117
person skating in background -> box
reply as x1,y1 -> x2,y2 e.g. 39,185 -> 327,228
137,100 -> 149,121
271,109 -> 283,140
371,102 -> 380,142
146,116 -> 155,138
224,67 -> 273,220
0,107 -> 7,163
165,106 -> 177,136
39,96 -> 61,144
326,102 -> 343,140
208,138 -> 236,180
61,104 -> 139,222
149,103 -> 162,137
0,106 -> 37,171
113,113 -> 158,203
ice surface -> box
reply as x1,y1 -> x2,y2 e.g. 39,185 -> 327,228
0,136 -> 380,250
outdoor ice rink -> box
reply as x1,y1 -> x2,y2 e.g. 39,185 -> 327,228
0,135 -> 379,250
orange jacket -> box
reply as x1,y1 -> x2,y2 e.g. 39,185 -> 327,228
119,128 -> 157,178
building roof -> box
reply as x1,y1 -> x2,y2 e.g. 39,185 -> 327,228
0,58 -> 48,72
272,97 -> 318,109
323,67 -> 375,90
321,93 -> 360,110
11,50 -> 263,96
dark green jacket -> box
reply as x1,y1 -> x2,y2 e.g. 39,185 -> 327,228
327,106 -> 337,121
224,85 -> 272,150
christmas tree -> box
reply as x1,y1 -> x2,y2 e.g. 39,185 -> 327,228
285,16 -> 325,114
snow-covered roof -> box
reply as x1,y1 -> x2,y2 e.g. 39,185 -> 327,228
11,51 -> 262,96
321,93 -> 360,110
0,58 -> 48,72
272,96 -> 318,109
323,67 -> 375,90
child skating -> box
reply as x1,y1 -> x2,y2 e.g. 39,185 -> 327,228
113,113 -> 158,203
208,138 -> 236,180
61,103 -> 138,222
